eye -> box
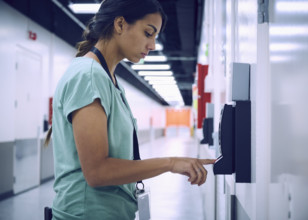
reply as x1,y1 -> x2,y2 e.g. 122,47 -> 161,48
145,31 -> 153,38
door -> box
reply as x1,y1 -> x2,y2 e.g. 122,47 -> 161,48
14,46 -> 42,194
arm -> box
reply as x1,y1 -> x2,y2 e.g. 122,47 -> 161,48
72,99 -> 215,187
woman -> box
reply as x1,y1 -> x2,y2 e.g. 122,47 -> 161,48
45,0 -> 216,219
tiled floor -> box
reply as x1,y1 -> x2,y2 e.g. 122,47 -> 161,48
0,129 -> 206,220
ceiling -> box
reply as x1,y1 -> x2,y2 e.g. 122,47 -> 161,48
4,0 -> 204,106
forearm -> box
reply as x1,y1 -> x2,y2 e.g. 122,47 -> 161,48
72,100 -> 216,187
87,157 -> 172,187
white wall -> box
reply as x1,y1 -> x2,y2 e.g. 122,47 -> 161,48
117,77 -> 166,130
198,0 -> 308,219
268,0 -> 308,219
0,1 -> 74,142
0,1 -> 165,142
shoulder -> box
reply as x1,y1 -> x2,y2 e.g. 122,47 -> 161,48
59,57 -> 111,88
55,57 -> 113,101
70,57 -> 109,80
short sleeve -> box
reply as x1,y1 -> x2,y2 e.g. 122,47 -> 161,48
61,67 -> 112,124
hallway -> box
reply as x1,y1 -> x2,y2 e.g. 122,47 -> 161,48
0,131 -> 212,220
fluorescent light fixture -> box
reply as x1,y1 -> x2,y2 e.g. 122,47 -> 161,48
138,71 -> 173,76
270,55 -> 294,62
153,85 -> 181,95
164,97 -> 183,102
238,2 -> 256,13
276,1 -> 308,13
270,26 -> 308,36
144,76 -> 174,81
270,43 -> 301,51
155,43 -> 163,51
152,84 -> 178,89
131,64 -> 170,70
153,84 -> 184,106
144,55 -> 167,62
68,3 -> 100,14
148,80 -> 176,85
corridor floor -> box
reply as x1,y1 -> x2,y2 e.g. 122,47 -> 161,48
0,132 -> 207,220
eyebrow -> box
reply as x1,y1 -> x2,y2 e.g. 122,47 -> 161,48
147,24 -> 158,33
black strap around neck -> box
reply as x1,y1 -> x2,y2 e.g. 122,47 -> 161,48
90,47 -> 119,89
90,47 -> 141,163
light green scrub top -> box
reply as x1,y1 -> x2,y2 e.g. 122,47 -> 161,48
51,57 -> 138,220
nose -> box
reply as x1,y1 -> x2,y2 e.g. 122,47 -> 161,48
148,38 -> 156,51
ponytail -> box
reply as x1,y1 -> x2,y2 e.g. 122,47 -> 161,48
76,18 -> 99,57
44,126 -> 52,147
76,40 -> 96,57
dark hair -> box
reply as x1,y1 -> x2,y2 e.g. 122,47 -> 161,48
76,0 -> 167,57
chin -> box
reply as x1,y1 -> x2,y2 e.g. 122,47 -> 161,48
127,57 -> 140,63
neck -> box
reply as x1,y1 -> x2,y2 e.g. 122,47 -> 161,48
93,39 -> 123,76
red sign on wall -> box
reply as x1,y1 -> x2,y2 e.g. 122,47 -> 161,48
197,64 -> 212,129
28,31 -> 37,40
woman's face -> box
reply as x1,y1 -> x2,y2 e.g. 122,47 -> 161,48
117,13 -> 163,63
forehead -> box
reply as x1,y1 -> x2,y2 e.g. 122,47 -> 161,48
136,13 -> 162,32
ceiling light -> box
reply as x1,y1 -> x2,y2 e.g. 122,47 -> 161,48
155,43 -> 164,51
270,55 -> 294,62
144,76 -> 174,81
148,80 -> 176,85
68,3 -> 100,14
124,57 -> 168,63
131,64 -> 170,70
270,26 -> 308,36
270,43 -> 302,51
144,55 -> 167,62
276,1 -> 308,13
152,84 -> 184,105
152,85 -> 181,94
138,71 -> 173,76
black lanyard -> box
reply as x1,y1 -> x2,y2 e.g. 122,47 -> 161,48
90,47 -> 143,185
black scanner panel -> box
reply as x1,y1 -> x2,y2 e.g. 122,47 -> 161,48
234,101 -> 251,183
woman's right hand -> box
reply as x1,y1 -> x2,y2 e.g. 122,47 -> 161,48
169,157 -> 216,186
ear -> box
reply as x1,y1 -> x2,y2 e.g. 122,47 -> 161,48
114,16 -> 126,35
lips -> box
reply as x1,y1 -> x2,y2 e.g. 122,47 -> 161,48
141,53 -> 148,58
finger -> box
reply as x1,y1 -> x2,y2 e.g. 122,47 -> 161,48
188,165 -> 198,184
196,166 -> 205,186
192,165 -> 203,185
195,160 -> 208,185
197,166 -> 207,186
201,168 -> 208,185
200,159 -> 216,165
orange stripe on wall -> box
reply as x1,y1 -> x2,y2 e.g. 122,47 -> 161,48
166,109 -> 191,127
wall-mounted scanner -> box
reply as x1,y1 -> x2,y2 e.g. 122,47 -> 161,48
213,62 -> 251,183
200,103 -> 214,146
200,118 -> 213,145
214,104 -> 235,174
